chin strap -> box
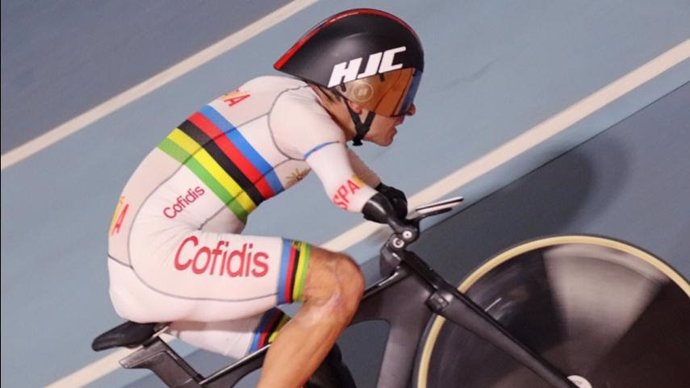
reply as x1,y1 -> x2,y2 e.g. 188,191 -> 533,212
346,103 -> 375,146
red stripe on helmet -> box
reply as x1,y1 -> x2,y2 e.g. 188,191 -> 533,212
274,8 -> 416,70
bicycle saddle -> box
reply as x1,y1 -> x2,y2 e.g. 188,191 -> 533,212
92,321 -> 160,351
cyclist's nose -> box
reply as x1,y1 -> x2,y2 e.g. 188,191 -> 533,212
405,104 -> 416,117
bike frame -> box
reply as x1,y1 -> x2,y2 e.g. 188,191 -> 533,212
96,201 -> 578,388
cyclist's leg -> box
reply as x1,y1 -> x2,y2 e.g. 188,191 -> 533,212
257,246 -> 365,388
112,227 -> 363,386
169,305 -> 357,388
168,307 -> 290,359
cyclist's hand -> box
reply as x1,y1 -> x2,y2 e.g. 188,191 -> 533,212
376,182 -> 408,219
362,193 -> 419,243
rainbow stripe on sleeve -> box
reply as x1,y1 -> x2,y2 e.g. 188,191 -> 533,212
277,240 -> 311,305
157,105 -> 285,223
249,308 -> 291,352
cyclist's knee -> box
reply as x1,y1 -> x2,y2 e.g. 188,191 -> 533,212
332,252 -> 365,311
306,249 -> 364,318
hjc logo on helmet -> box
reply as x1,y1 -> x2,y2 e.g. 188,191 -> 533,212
327,46 -> 407,87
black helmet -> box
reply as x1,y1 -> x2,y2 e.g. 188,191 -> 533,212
275,8 -> 424,119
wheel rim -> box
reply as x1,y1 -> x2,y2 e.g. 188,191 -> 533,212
415,235 -> 690,388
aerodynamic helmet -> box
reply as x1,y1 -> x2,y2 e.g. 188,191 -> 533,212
274,8 -> 424,144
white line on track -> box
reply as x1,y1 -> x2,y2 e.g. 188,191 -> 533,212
46,37 -> 689,388
1,0 -> 319,171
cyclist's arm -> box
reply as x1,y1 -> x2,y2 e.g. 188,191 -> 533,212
346,148 -> 381,188
306,143 -> 378,212
345,147 -> 408,218
271,87 -> 378,213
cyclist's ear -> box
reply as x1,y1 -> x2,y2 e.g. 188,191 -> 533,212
345,99 -> 364,114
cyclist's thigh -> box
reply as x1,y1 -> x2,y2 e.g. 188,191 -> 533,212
110,233 -> 315,322
168,307 -> 291,359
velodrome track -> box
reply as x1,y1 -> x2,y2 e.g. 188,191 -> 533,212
2,1 -> 689,387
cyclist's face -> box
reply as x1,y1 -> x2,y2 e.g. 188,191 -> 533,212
363,104 -> 416,146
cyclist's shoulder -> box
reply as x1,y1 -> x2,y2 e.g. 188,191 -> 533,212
215,75 -> 318,117
243,74 -> 306,89
237,75 -> 312,103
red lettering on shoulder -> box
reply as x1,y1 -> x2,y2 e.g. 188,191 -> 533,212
110,196 -> 129,235
222,89 -> 251,107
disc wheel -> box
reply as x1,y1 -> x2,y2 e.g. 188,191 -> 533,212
414,235 -> 690,388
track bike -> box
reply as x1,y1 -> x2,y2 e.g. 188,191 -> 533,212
93,197 -> 690,387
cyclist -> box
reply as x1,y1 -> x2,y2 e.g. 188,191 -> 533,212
106,8 -> 424,387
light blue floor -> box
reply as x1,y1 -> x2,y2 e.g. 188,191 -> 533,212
2,1 -> 689,387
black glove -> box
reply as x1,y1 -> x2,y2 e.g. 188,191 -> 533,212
375,182 -> 408,220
